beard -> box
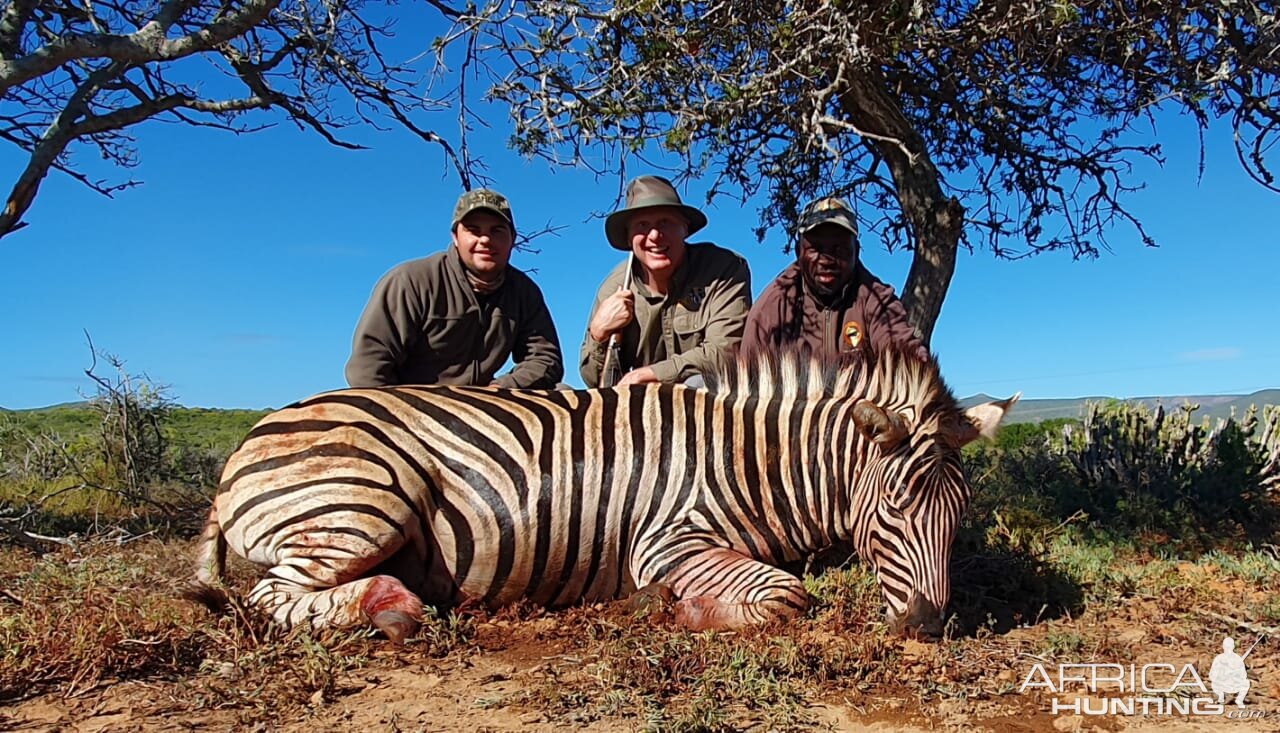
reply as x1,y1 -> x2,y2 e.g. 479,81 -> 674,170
801,266 -> 851,303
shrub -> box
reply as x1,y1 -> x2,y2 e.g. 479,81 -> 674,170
967,401 -> 1280,554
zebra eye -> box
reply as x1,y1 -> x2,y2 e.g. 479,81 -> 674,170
882,500 -> 906,520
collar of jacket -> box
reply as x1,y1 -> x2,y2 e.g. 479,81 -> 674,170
444,244 -> 511,305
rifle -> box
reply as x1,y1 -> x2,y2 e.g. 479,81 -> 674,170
599,253 -> 635,387
1241,633 -> 1266,660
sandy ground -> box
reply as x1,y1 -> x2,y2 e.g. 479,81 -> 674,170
7,640 -> 1279,733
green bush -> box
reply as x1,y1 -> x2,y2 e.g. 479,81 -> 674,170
966,402 -> 1280,554
0,349 -> 269,536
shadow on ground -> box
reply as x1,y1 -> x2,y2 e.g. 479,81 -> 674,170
947,544 -> 1084,635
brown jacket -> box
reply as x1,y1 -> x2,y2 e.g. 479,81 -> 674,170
580,243 -> 751,386
346,247 -> 564,389
741,262 -> 926,362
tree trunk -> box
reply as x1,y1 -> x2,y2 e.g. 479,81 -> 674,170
839,71 -> 965,346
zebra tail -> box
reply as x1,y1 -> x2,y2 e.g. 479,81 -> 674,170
182,503 -> 230,612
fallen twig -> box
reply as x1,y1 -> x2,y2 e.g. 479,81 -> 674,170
118,528 -> 158,545
23,530 -> 77,547
0,521 -> 54,552
1196,610 -> 1280,637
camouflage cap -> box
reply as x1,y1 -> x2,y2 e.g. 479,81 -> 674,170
796,196 -> 858,237
452,188 -> 516,232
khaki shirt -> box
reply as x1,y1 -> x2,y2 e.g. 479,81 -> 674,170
580,243 -> 751,386
346,247 -> 564,389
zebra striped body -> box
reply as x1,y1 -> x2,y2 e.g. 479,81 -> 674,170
190,348 -> 1014,638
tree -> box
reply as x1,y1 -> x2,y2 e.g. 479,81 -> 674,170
0,0 -> 473,239
454,0 -> 1279,343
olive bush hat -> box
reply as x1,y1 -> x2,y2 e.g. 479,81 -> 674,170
452,188 -> 516,233
796,196 -> 859,237
604,175 -> 708,250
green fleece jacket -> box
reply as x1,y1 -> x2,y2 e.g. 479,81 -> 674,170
346,247 -> 563,389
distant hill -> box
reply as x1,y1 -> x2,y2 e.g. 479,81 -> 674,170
0,404 -> 270,452
7,391 -> 1278,432
960,390 -> 1280,424
8,400 -> 91,411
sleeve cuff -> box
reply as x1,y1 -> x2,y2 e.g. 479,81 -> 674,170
649,360 -> 680,384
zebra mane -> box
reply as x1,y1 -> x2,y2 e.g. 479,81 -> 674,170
710,344 -> 961,422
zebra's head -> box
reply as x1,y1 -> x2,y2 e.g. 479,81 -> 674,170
714,345 -> 1017,637
845,349 -> 1018,638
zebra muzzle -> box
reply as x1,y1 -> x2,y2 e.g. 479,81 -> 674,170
887,593 -> 944,639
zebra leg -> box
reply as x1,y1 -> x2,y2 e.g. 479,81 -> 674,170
656,547 -> 810,631
247,572 -> 424,644
244,528 -> 427,643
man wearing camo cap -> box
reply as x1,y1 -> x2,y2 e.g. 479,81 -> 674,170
346,188 -> 564,389
740,196 -> 926,362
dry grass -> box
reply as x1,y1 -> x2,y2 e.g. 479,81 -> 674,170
0,539 -> 205,700
3,511 -> 1280,730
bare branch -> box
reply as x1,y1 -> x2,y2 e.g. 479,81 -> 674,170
0,0 -> 479,239
457,0 -> 1279,339
0,0 -> 282,94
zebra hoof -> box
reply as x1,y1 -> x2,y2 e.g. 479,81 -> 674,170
629,583 -> 676,613
371,610 -> 420,644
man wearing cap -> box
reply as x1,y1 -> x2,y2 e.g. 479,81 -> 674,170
345,188 -> 564,389
581,175 -> 752,387
740,196 -> 926,363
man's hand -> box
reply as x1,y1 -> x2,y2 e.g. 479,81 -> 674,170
589,288 -> 635,343
618,366 -> 659,386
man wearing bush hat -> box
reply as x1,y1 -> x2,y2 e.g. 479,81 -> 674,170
346,187 -> 564,389
581,175 -> 752,387
741,196 -> 926,362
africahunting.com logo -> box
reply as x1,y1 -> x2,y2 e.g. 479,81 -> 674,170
1020,635 -> 1268,719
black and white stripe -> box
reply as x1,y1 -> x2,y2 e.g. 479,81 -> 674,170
188,346 -> 1013,636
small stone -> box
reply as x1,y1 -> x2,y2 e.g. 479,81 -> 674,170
1052,714 -> 1084,732
901,639 -> 931,659
1116,628 -> 1145,645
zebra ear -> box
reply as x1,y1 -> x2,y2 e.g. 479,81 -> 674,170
852,399 -> 910,449
953,392 -> 1021,446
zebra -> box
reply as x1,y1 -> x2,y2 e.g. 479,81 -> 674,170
186,346 -> 1016,641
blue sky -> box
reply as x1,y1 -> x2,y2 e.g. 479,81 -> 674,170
1,91 -> 1276,410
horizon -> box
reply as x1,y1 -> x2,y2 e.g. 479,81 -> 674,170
2,80 -> 1277,411
7,386 -> 1280,413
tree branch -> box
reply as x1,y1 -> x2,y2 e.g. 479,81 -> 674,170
0,0 -> 281,94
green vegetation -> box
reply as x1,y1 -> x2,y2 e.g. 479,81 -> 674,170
1,405 -> 266,462
0,358 -> 266,537
965,401 -> 1280,555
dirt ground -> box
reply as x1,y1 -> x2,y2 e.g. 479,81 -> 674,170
3,540 -> 1280,732
6,645 -> 1277,733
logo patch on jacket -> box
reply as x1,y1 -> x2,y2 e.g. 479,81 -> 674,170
681,288 -> 706,310
843,320 -> 863,349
